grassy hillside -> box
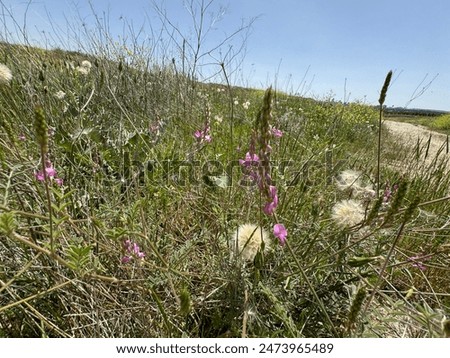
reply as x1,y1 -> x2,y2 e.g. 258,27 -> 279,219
0,40 -> 449,338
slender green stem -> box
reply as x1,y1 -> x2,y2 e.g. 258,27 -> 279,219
376,105 -> 383,194
284,239 -> 339,336
40,150 -> 54,256
362,220 -> 406,316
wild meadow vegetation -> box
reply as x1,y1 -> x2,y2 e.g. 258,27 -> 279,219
0,2 -> 449,338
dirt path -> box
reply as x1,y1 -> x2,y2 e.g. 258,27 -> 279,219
384,120 -> 449,169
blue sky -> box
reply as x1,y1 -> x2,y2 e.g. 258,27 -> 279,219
1,0 -> 450,110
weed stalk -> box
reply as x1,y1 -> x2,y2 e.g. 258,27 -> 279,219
376,71 -> 392,194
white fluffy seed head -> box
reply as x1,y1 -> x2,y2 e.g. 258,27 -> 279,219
232,223 -> 270,261
0,63 -> 13,84
336,169 -> 363,191
331,199 -> 365,228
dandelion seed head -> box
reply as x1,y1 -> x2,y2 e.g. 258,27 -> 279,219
0,63 -> 13,84
75,60 -> 91,75
232,224 -> 270,261
81,60 -> 92,69
331,199 -> 364,228
76,66 -> 90,75
336,169 -> 363,191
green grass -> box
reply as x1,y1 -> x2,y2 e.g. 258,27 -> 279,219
0,13 -> 449,338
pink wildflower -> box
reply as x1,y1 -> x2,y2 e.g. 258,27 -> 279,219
194,130 -> 202,139
121,256 -> 131,264
194,122 -> 212,144
409,255 -> 427,271
35,164 -> 56,182
271,127 -> 283,138
239,152 -> 260,167
18,134 -> 26,141
263,201 -> 277,215
121,239 -> 145,263
45,166 -> 57,178
35,161 -> 63,186
35,171 -> 45,181
273,224 -> 287,245
263,185 -> 278,215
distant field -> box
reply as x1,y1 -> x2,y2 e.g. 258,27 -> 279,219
386,114 -> 450,135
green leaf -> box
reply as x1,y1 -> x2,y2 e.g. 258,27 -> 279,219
348,256 -> 382,267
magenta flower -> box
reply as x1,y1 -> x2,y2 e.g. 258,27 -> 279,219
18,134 -> 26,141
273,224 -> 287,245
263,201 -> 277,215
35,171 -> 45,181
263,185 -> 279,215
45,166 -> 57,177
194,130 -> 203,139
271,127 -> 283,138
239,152 -> 260,167
194,122 -> 212,143
121,239 -> 145,263
121,256 -> 131,264
35,161 -> 63,186
409,255 -> 427,271
35,165 -> 56,181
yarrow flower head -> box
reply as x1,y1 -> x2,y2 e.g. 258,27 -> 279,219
331,199 -> 365,228
273,223 -> 287,245
0,63 -> 13,85
232,224 -> 270,261
121,239 -> 146,264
